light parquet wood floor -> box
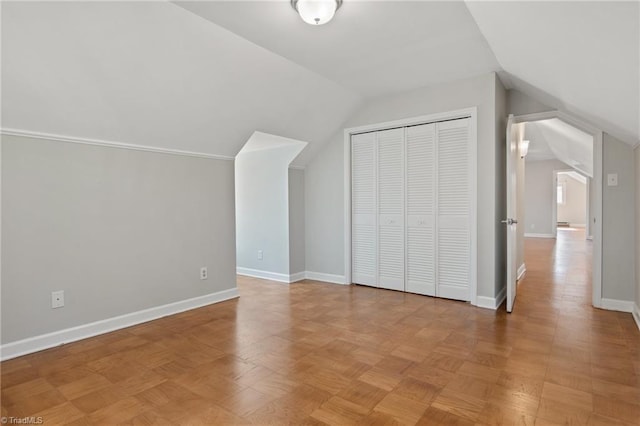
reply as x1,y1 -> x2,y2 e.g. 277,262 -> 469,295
2,229 -> 639,425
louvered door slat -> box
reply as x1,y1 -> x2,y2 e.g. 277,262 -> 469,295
436,118 -> 470,301
377,128 -> 404,291
351,132 -> 376,286
406,123 -> 435,296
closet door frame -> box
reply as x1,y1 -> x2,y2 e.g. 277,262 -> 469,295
344,107 -> 477,305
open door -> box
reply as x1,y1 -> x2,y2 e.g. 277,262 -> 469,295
504,114 -> 518,312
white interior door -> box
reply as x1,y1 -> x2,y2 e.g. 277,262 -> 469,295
351,132 -> 377,286
436,119 -> 471,301
505,114 -> 518,312
377,128 -> 405,291
406,123 -> 436,296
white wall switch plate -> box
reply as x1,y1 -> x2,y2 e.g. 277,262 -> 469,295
200,267 -> 208,280
258,250 -> 263,260
51,290 -> 64,309
607,173 -> 618,186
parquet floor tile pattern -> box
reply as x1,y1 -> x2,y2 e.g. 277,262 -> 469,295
2,229 -> 639,425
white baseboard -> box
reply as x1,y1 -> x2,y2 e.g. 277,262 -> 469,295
0,287 -> 239,361
236,268 -> 348,285
633,304 -> 640,332
524,233 -> 555,238
304,271 -> 348,285
236,267 -> 290,283
517,263 -> 526,281
290,271 -> 306,283
600,298 -> 635,313
571,223 -> 586,228
475,286 -> 506,310
236,267 -> 308,284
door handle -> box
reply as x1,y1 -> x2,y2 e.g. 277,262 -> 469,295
501,218 -> 518,225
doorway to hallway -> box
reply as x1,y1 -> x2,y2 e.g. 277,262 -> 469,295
520,228 -> 592,310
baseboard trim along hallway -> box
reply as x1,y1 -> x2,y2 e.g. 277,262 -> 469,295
600,298 -> 635,313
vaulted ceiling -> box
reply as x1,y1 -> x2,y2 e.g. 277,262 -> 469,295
525,119 -> 594,178
2,1 -> 638,167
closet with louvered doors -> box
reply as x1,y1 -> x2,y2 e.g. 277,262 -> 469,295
351,117 -> 472,302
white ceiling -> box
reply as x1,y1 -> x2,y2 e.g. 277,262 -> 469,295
238,131 -> 307,156
175,1 -> 502,99
466,1 -> 639,147
525,118 -> 594,178
523,123 -> 556,162
1,1 -> 361,166
2,1 -> 638,167
559,171 -> 587,185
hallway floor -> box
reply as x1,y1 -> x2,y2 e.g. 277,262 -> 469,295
1,230 -> 639,424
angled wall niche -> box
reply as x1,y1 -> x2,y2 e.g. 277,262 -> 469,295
235,131 -> 307,283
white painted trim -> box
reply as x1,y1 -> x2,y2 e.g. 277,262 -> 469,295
235,267 -> 309,284
1,128 -> 235,161
585,177 -> 592,238
0,288 -> 239,361
290,271 -> 306,282
600,298 -> 634,313
289,165 -> 305,171
524,233 -> 555,238
305,271 -> 349,285
345,109 -> 477,135
570,224 -> 586,228
476,286 -> 506,310
552,171 -> 558,238
633,304 -> 640,331
592,132 -> 604,309
517,263 -> 526,281
343,107 -> 478,304
236,267 -> 290,283
514,110 -> 603,310
344,130 -> 352,286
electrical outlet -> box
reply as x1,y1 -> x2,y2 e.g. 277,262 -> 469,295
51,291 -> 64,309
257,250 -> 263,260
200,267 -> 208,280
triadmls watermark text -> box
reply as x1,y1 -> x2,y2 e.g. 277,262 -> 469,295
1,417 -> 44,425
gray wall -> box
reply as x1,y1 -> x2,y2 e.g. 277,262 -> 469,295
507,89 -> 552,117
557,174 -> 587,226
602,134 -> 635,302
235,146 -> 298,275
305,72 -> 504,299
288,168 -> 305,275
588,177 -> 595,238
524,159 -> 570,236
1,135 -> 237,344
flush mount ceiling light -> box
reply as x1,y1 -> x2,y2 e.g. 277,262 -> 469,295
291,0 -> 343,26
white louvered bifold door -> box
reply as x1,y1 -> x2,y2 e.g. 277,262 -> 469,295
436,118 -> 471,301
405,123 -> 436,296
377,128 -> 405,291
351,132 -> 377,286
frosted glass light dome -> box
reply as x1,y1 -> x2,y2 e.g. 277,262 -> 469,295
291,0 -> 342,26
